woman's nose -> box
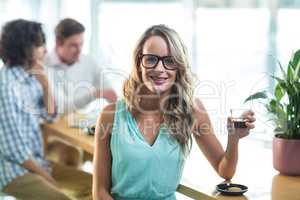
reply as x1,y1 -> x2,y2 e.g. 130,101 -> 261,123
154,60 -> 165,71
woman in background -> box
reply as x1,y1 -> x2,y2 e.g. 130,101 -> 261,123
0,19 -> 92,200
93,24 -> 255,200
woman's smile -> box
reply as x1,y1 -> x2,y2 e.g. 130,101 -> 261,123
149,75 -> 169,86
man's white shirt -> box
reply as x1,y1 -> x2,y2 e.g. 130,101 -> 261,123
45,51 -> 112,115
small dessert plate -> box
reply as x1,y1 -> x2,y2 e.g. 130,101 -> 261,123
216,183 -> 248,196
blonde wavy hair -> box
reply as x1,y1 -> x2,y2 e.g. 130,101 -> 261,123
123,24 -> 194,154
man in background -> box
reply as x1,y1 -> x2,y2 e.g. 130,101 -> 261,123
45,18 -> 116,114
45,18 -> 117,166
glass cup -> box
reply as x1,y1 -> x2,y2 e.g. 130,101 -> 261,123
230,109 -> 248,129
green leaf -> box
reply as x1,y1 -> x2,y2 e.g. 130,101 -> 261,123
244,91 -> 268,103
293,59 -> 300,81
295,82 -> 300,91
275,83 -> 285,101
266,99 -> 287,131
271,75 -> 285,84
277,60 -> 287,80
289,49 -> 300,69
289,50 -> 300,80
269,99 -> 278,112
271,76 -> 288,90
287,64 -> 295,81
270,75 -> 297,95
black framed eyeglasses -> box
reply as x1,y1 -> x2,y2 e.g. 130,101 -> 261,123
140,54 -> 178,70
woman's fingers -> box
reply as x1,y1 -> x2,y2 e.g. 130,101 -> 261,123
242,110 -> 255,117
242,110 -> 256,123
246,122 -> 255,129
245,116 -> 256,123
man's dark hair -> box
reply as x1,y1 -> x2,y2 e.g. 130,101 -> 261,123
55,18 -> 85,43
0,19 -> 45,68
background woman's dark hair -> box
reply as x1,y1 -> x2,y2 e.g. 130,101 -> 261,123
0,19 -> 45,68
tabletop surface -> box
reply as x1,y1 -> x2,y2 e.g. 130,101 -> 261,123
42,117 -> 300,200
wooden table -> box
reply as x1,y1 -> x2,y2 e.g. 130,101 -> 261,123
42,117 -> 300,200
42,116 -> 94,154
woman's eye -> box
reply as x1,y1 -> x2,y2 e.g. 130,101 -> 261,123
146,56 -> 157,64
164,57 -> 175,66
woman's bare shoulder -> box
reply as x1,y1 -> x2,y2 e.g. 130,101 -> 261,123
192,97 -> 213,134
192,97 -> 208,117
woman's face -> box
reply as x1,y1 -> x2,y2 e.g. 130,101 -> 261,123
140,36 -> 177,95
32,45 -> 47,64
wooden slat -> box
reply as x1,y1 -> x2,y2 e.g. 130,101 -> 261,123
177,184 -> 216,200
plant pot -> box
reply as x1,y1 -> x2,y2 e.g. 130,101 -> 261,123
273,135 -> 300,175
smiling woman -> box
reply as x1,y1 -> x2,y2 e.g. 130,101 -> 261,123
92,24 -> 256,200
123,25 -> 195,155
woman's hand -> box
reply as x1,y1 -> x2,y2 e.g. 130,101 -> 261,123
28,59 -> 56,116
43,171 -> 59,187
28,59 -> 48,86
227,110 -> 256,139
22,159 -> 58,187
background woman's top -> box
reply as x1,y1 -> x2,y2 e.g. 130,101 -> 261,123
0,67 -> 56,190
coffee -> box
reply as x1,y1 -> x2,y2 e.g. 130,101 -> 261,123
233,119 -> 247,128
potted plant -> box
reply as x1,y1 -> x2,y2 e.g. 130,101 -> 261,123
244,49 -> 300,175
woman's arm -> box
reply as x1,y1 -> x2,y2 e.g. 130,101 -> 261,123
22,159 -> 57,185
38,76 -> 57,117
93,104 -> 116,200
29,61 -> 57,117
192,98 -> 255,180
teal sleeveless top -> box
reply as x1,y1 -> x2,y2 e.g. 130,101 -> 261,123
110,100 -> 185,200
